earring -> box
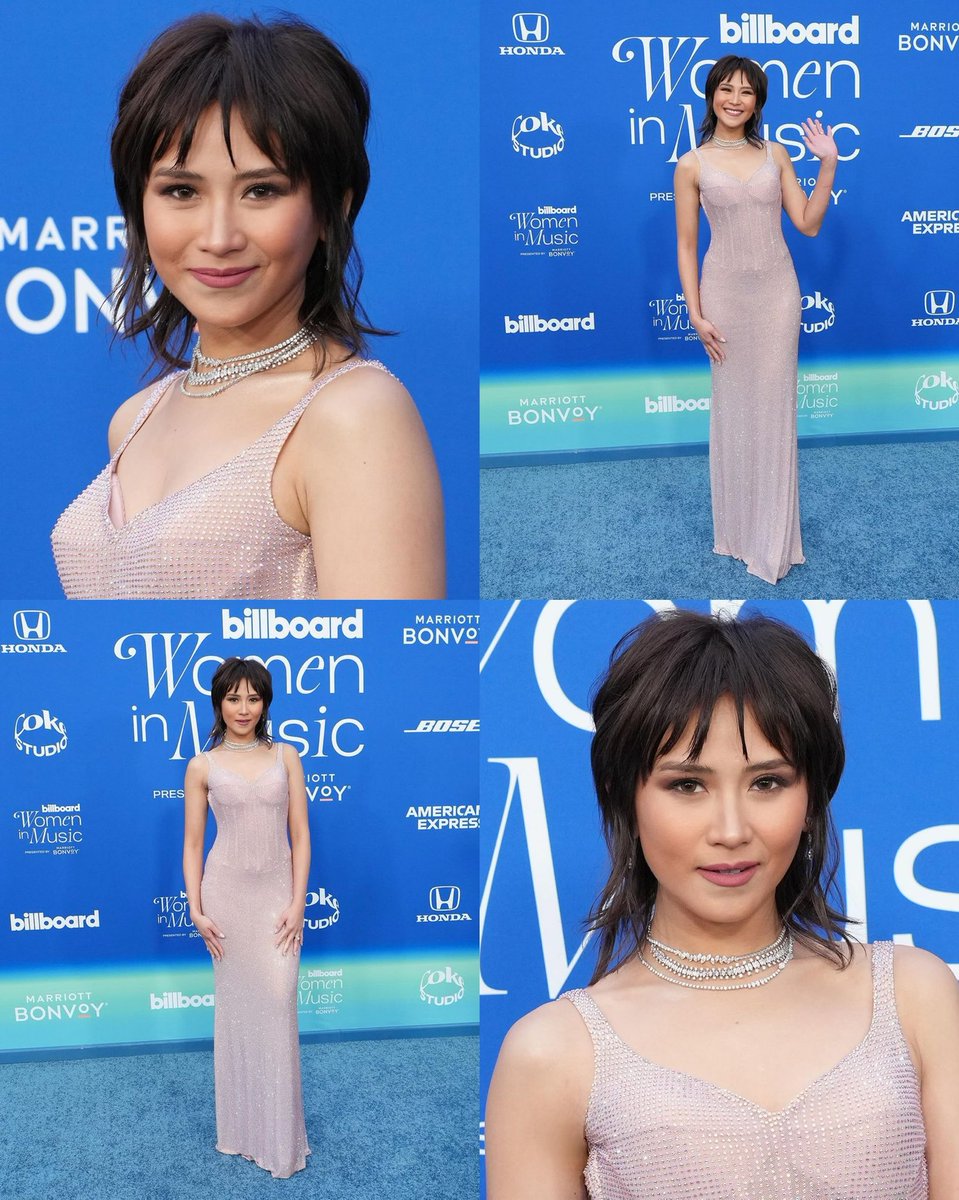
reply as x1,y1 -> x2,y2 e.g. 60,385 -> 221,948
805,832 -> 814,864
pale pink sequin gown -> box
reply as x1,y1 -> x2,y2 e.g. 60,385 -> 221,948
200,745 -> 309,1179
51,359 -> 389,598
696,141 -> 804,584
564,942 -> 927,1199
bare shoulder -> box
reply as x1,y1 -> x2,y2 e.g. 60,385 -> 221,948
184,753 -> 209,784
769,140 -> 795,168
892,942 -> 958,1002
674,150 -> 699,182
299,362 -> 420,438
277,741 -> 302,769
107,378 -> 166,454
498,997 -> 592,1076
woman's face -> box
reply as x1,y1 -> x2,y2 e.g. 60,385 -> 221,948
142,105 -> 322,345
219,678 -> 264,742
634,695 -> 808,934
711,70 -> 758,132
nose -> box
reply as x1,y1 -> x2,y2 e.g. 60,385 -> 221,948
197,197 -> 247,257
707,791 -> 751,848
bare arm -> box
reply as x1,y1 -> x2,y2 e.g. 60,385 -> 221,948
289,366 -> 445,599
674,153 -> 725,365
485,1001 -> 593,1200
896,946 -> 959,1198
275,742 -> 311,956
183,755 -> 224,960
776,121 -> 838,237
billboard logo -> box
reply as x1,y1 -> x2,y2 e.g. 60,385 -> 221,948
925,289 -> 956,315
150,992 -> 214,1009
10,909 -> 99,932
511,112 -> 565,159
14,710 -> 68,757
915,369 -> 959,410
222,607 -> 363,640
513,12 -> 547,42
720,13 -> 860,45
419,965 -> 466,1006
504,312 -> 594,334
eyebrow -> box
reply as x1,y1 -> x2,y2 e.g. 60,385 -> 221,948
656,757 -> 792,773
152,166 -> 288,181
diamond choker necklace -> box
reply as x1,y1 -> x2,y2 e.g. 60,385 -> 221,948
181,326 -> 316,397
711,134 -> 749,148
222,736 -> 259,752
639,924 -> 794,991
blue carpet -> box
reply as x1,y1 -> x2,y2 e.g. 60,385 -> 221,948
0,1035 -> 478,1200
480,440 -> 959,598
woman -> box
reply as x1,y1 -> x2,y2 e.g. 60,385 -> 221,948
674,56 -> 838,584
183,657 -> 311,1178
486,610 -> 958,1199
51,13 -> 444,599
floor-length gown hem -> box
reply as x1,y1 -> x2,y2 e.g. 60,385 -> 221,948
713,545 -> 805,585
216,1143 -> 312,1179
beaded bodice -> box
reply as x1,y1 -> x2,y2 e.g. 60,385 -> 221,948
695,141 -> 791,272
563,942 -> 928,1200
204,747 -> 291,875
51,358 -> 389,599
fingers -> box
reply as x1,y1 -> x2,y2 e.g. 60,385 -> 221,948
697,327 -> 726,365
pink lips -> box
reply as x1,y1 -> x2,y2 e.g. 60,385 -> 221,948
188,266 -> 258,288
697,862 -> 759,888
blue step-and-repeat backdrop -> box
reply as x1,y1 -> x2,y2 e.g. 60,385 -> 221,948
0,0 -> 478,595
480,599 -> 959,1167
481,3 -> 959,462
1,602 -> 479,1059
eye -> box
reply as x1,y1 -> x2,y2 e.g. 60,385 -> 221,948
159,184 -> 196,200
751,774 -> 789,792
246,182 -> 286,200
667,777 -> 706,795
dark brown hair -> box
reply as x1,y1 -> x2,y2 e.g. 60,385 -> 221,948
209,657 -> 273,747
587,609 -> 852,983
111,13 -> 387,373
699,55 -> 768,147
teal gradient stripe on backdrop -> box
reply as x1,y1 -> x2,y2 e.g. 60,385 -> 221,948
481,354 -> 959,458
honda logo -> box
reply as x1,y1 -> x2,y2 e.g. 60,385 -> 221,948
513,12 -> 549,43
429,885 -> 461,912
13,611 -> 50,642
925,289 -> 956,316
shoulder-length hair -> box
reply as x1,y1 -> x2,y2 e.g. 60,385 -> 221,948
208,657 -> 273,747
111,13 -> 388,374
587,609 -> 852,983
698,55 -> 768,147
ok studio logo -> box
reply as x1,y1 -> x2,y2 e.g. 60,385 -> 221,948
511,112 -> 565,159
512,12 -> 548,42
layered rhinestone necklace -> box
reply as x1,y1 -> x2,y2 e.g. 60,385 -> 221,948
711,134 -> 749,148
221,736 -> 260,752
181,326 -> 316,397
639,924 -> 794,991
